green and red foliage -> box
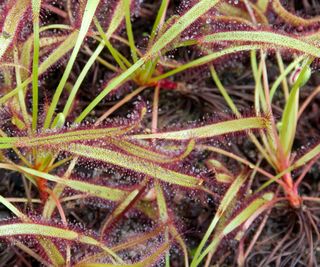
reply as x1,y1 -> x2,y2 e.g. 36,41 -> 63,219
0,0 -> 319,266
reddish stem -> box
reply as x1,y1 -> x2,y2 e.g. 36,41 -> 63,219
42,4 -> 68,19
281,170 -> 301,208
276,150 -> 302,208
36,178 -> 49,203
158,79 -> 178,90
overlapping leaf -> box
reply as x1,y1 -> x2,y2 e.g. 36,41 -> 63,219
0,0 -> 31,60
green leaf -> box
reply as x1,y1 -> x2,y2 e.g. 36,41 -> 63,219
124,0 -> 138,62
201,31 -> 320,57
257,142 -> 320,191
149,0 -> 169,43
270,56 -> 304,101
17,166 -> 128,202
43,0 -> 101,129
0,195 -> 65,265
100,189 -> 140,234
155,181 -> 170,267
31,0 -> 41,131
0,31 -> 78,106
0,195 -> 26,219
222,192 -> 274,235
0,0 -> 30,60
132,117 -> 268,140
148,0 -> 220,56
62,1 -> 128,118
0,223 -> 121,262
279,59 -> 312,157
66,143 -> 202,188
75,0 -> 222,123
257,0 -> 269,12
210,65 -> 240,116
293,143 -> 320,168
0,127 -> 128,149
193,192 -> 274,266
110,139 -> 195,164
105,0 -> 128,39
192,171 -> 248,265
152,44 -> 264,81
75,241 -> 169,267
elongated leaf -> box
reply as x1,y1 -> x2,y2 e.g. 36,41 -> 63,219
0,126 -> 129,148
20,34 -> 71,80
152,44 -> 265,82
0,0 -> 30,60
132,117 -> 268,140
111,139 -> 195,164
16,166 -> 128,202
103,0 -> 125,38
62,0 -> 128,117
0,31 -> 78,105
257,142 -> 320,191
44,0 -> 101,129
148,0 -> 220,56
124,0 -> 138,62
75,0 -> 222,123
0,195 -> 27,219
149,0 -> 169,43
201,31 -> 320,57
293,143 -> 320,169
192,171 -> 248,264
0,195 -> 65,265
100,189 -> 140,235
272,0 -> 320,26
0,223 -> 120,261
210,65 -> 240,116
76,224 -> 168,265
279,89 -> 299,158
222,193 -> 274,235
270,56 -> 304,101
155,181 -> 170,266
31,0 -> 41,130
279,60 -> 312,157
193,192 -> 274,266
66,144 -> 202,188
76,241 -> 169,267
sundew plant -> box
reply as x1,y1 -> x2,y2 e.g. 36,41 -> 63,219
0,0 -> 319,266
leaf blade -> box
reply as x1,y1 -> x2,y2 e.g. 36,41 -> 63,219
66,144 -> 202,188
132,117 -> 268,140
